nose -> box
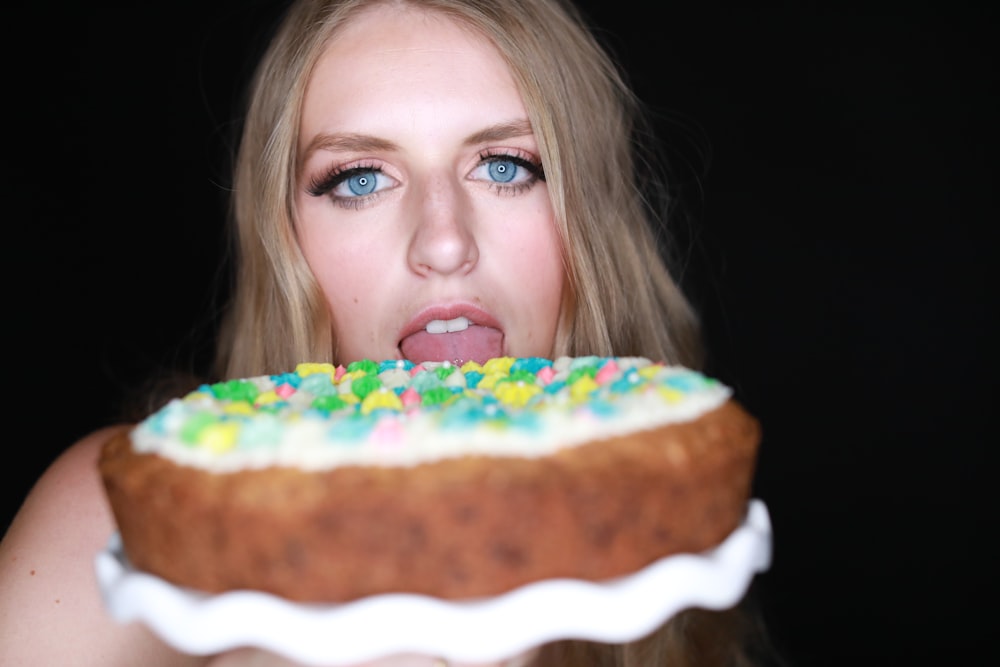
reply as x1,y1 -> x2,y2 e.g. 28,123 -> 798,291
407,174 -> 479,277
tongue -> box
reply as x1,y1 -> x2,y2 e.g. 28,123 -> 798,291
400,326 -> 503,365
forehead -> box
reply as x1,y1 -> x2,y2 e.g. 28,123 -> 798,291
304,6 -> 520,114
296,4 -> 534,158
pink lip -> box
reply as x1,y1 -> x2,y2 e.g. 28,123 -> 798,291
397,303 -> 504,346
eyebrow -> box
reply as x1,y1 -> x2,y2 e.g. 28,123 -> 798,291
300,119 -> 536,164
301,134 -> 400,164
462,119 -> 535,145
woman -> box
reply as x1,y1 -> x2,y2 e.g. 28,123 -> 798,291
1,1 -> 774,664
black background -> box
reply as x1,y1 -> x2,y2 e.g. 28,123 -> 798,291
9,2 -> 994,665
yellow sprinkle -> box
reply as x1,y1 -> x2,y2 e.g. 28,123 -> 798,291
337,392 -> 360,405
342,370 -> 369,384
222,401 -> 255,416
254,390 -> 281,406
295,362 -> 337,378
477,372 -> 508,390
495,381 -> 541,408
482,356 -> 515,375
198,422 -> 240,454
658,387 -> 684,403
361,388 -> 404,415
570,376 -> 599,402
638,365 -> 663,380
460,360 -> 484,374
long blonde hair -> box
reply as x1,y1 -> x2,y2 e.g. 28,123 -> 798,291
215,0 -> 702,380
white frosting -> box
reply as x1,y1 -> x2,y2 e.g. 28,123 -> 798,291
131,357 -> 731,472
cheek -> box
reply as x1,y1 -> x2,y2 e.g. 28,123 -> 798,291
525,244 -> 565,325
510,236 -> 563,296
486,199 -> 565,331
300,236 -> 380,362
295,210 -> 380,321
500,201 -> 563,285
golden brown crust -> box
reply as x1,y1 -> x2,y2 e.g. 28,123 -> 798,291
99,401 -> 760,602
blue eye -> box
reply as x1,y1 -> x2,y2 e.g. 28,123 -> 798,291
345,171 -> 378,195
306,163 -> 397,210
306,166 -> 397,203
488,160 -> 517,183
471,153 -> 544,192
333,169 -> 389,198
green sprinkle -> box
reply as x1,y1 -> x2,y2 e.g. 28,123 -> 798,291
503,369 -> 537,385
179,412 -> 218,445
435,365 -> 457,380
209,379 -> 259,403
566,366 -> 597,385
347,359 -> 379,375
420,386 -> 454,406
312,395 -> 349,413
351,374 -> 382,400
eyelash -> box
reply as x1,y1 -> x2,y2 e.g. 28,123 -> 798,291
306,161 -> 384,210
305,150 -> 546,208
476,149 -> 546,196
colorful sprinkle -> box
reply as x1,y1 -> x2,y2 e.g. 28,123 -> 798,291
134,357 -> 730,462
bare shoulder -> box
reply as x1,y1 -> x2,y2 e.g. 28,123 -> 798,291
2,425 -> 126,558
0,426 -> 207,666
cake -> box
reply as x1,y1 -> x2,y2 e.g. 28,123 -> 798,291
99,356 -> 760,603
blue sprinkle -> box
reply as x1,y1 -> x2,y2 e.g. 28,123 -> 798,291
270,372 -> 302,388
585,399 -> 619,417
511,357 -> 553,375
611,369 -> 643,393
544,379 -> 567,394
664,373 -> 703,392
411,371 -> 443,392
379,359 -> 414,373
300,372 -> 339,396
328,413 -> 374,442
507,411 -> 542,431
569,355 -> 602,370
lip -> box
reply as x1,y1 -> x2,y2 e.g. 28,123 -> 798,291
397,303 -> 504,347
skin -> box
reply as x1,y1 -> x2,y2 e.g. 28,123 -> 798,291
0,425 -> 205,666
0,5 -> 560,667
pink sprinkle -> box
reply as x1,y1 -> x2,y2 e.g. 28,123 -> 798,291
595,360 -> 619,385
373,419 -> 405,446
400,387 -> 422,407
334,365 -> 347,381
536,365 -> 556,385
410,364 -> 426,376
276,383 -> 296,398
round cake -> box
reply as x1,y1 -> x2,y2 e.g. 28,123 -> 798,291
99,356 -> 761,602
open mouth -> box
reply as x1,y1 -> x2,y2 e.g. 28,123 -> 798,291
399,315 -> 504,365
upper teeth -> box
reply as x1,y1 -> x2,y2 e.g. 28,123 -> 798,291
426,316 -> 471,334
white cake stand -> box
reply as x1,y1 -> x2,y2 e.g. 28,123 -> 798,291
96,499 -> 772,666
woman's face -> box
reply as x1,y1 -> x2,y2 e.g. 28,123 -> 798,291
295,5 -> 564,366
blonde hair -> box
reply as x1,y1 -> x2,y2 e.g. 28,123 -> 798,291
215,0 -> 701,379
